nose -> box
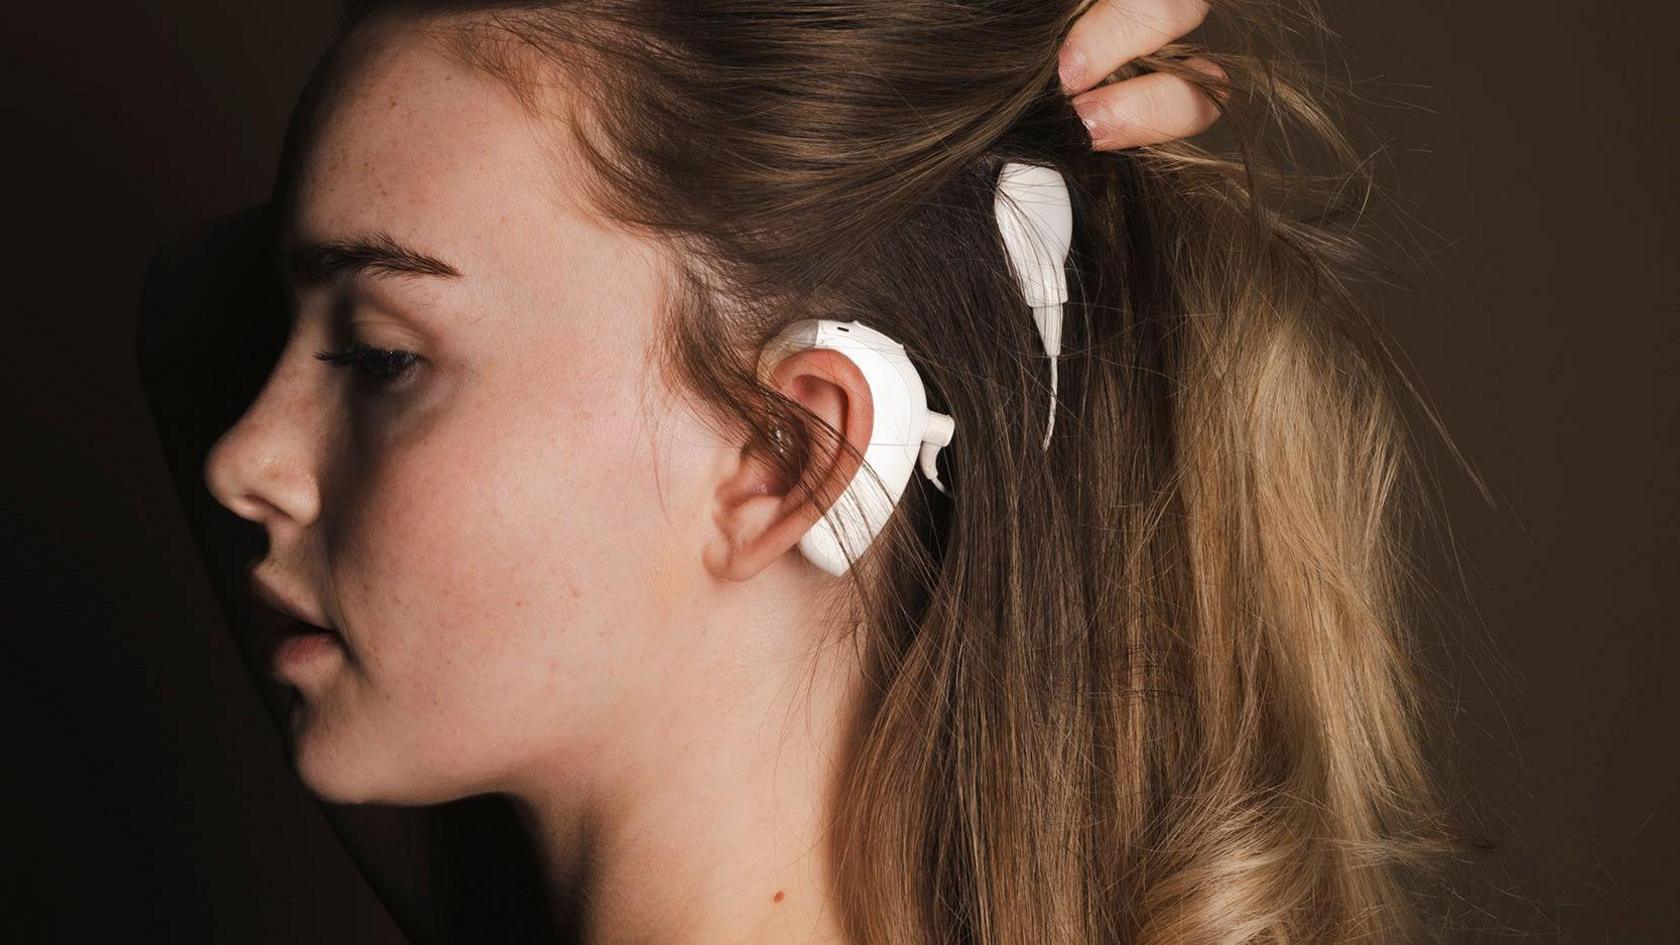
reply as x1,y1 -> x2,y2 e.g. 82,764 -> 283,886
203,344 -> 323,530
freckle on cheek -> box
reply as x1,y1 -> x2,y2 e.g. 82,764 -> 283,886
773,890 -> 784,903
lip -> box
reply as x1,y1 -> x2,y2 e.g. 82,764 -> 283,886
270,619 -> 347,679
247,567 -> 335,636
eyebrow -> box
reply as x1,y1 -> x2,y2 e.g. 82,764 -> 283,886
277,230 -> 465,290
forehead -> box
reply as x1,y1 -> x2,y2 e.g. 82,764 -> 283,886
287,18 -> 581,253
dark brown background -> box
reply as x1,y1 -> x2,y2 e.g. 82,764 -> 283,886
2,1 -> 1673,942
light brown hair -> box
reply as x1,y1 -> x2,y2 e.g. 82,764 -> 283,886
294,1 -> 1480,940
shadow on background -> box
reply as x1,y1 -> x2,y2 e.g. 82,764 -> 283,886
1,0 -> 1674,941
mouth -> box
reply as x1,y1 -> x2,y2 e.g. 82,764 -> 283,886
256,608 -> 344,663
244,567 -> 345,671
270,616 -> 341,645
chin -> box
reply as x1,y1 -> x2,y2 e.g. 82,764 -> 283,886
286,708 -> 493,807
286,711 -> 381,804
282,702 -> 395,804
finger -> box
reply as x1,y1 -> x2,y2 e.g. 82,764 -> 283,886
1071,60 -> 1226,150
1059,0 -> 1210,94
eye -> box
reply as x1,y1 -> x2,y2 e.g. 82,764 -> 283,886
314,341 -> 423,385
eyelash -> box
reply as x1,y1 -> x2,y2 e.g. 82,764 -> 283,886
314,341 -> 422,385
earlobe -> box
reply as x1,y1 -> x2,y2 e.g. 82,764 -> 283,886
703,348 -> 874,582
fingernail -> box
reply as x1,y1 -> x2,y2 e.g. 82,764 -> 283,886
1073,97 -> 1104,145
1058,44 -> 1086,91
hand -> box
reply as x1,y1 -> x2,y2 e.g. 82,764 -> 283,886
1057,0 -> 1226,150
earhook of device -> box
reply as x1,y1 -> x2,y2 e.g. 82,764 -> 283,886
769,417 -> 949,497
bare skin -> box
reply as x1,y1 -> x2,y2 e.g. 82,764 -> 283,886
205,4 -> 1218,943
1060,0 -> 1224,149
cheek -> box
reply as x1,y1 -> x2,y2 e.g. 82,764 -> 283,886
325,388 -> 677,784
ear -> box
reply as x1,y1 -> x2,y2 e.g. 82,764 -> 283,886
704,346 -> 874,582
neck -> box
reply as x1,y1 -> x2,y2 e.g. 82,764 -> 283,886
506,609 -> 865,945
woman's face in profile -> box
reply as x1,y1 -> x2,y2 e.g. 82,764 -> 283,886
205,18 -> 724,805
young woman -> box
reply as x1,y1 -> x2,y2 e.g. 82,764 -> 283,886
202,0 -> 1467,941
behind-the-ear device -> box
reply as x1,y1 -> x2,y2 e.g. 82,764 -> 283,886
757,318 -> 955,577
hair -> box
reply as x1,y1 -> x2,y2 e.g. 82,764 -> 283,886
290,0 -> 1484,941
